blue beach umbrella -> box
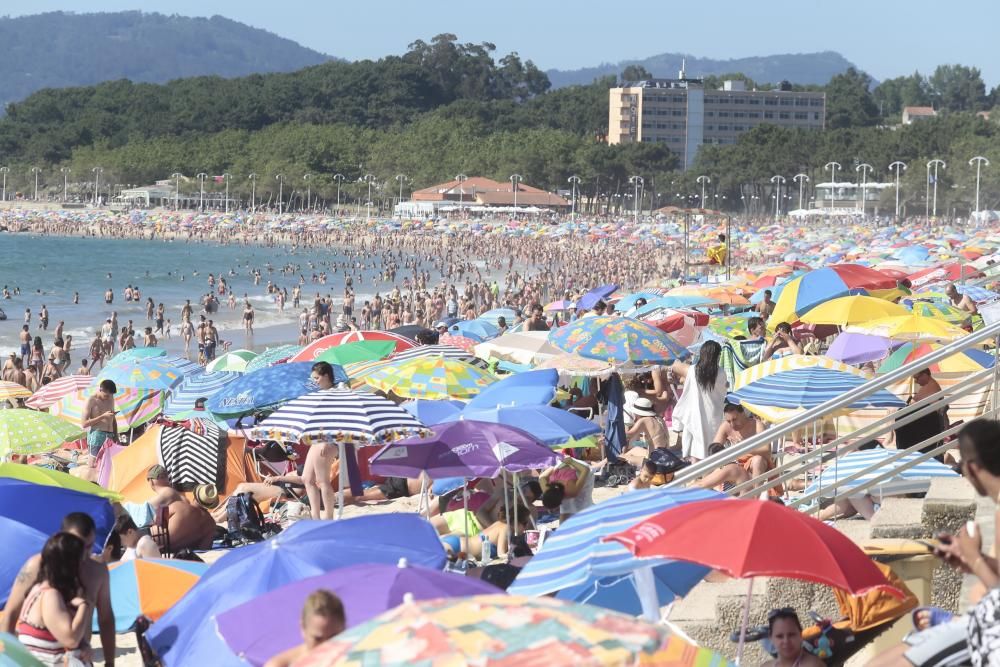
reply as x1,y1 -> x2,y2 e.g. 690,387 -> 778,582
465,369 -> 557,410
576,284 -> 618,311
0,516 -> 47,606
109,348 -> 167,363
446,404 -> 601,447
206,362 -> 345,417
145,515 -> 446,667
615,292 -> 662,312
509,488 -> 723,615
243,345 -> 302,372
802,448 -> 958,500
0,480 -> 114,556
164,371 -> 241,416
401,399 -> 465,425
477,308 -> 518,327
632,295 -> 720,312
449,319 -> 500,342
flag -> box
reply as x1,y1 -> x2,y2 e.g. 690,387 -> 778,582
213,175 -> 225,183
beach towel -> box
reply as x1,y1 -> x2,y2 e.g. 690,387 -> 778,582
720,338 -> 766,388
157,420 -> 225,489
599,373 -> 626,464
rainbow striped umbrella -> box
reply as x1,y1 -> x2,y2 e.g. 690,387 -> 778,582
361,357 -> 495,400
877,342 -> 995,375
905,300 -> 969,325
0,381 -> 31,402
24,375 -> 95,409
51,387 -> 164,431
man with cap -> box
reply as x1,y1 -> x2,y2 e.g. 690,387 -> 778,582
83,379 -> 117,457
146,465 -> 216,550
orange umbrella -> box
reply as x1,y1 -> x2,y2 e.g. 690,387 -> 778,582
107,558 -> 207,631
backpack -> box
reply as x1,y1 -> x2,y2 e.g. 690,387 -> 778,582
226,492 -> 268,544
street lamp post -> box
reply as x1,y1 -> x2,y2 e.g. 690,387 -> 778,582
888,161 -> 907,220
91,167 -> 103,206
333,173 -> 345,215
926,159 -> 946,218
275,174 -> 285,214
303,173 -> 312,212
970,156 -> 990,220
856,163 -> 873,216
793,173 -> 809,211
196,173 -> 208,211
824,162 -> 841,211
363,174 -> 375,219
30,167 -> 41,202
509,174 -> 523,220
770,175 -> 786,218
60,167 -> 71,202
394,174 -> 407,213
568,174 -> 581,222
171,172 -> 183,210
222,173 -> 232,213
696,175 -> 710,208
629,175 -> 644,225
455,174 -> 468,214
0,167 -> 8,203
248,173 -> 257,211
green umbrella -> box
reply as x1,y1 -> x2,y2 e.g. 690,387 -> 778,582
315,340 -> 396,367
244,345 -> 302,372
0,632 -> 44,666
0,463 -> 122,500
0,410 -> 85,456
110,347 -> 167,364
206,349 -> 258,373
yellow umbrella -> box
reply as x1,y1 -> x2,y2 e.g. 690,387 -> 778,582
800,296 -> 909,327
734,354 -> 866,389
0,463 -> 122,500
844,315 -> 968,342
0,381 -> 32,401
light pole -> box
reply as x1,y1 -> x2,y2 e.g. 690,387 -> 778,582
770,175 -> 786,218
0,167 -> 7,203
333,173 -> 344,214
793,173 -> 809,211
196,172 -> 207,211
91,167 -> 103,206
509,174 -> 523,220
456,173 -> 468,213
30,167 -> 41,202
247,173 -> 257,211
970,156 -> 990,220
60,167 -> 71,202
303,173 -> 312,211
222,173 -> 232,213
926,159 -> 946,218
824,162 -> 841,210
568,174 -> 581,222
629,175 -> 644,224
394,174 -> 407,212
171,172 -> 183,210
889,161 -> 906,220
275,174 -> 285,214
696,175 -> 710,208
363,174 -> 375,219
856,163 -> 873,215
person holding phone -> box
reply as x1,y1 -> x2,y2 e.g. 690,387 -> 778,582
82,379 -> 117,457
761,322 -> 803,362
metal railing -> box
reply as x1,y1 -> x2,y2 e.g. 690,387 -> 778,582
669,318 -> 1000,503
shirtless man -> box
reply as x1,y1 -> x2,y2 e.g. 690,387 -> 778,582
696,404 -> 780,496
82,379 -> 117,458
1,512 -> 115,666
18,324 -> 31,367
945,283 -> 977,315
146,465 -> 216,551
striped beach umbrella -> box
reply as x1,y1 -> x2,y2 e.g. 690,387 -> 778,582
390,344 -> 486,367
803,448 -> 958,499
361,357 -> 495,400
52,387 -> 164,431
509,488 -> 721,611
163,371 -> 241,417
0,409 -> 85,456
290,331 -> 416,363
24,375 -> 95,410
314,341 -> 395,367
905,300 -> 968,325
769,264 -> 898,324
244,345 -> 302,372
877,342 -> 994,375
0,381 -> 31,402
206,349 -> 257,373
734,354 -> 866,389
106,559 -> 208,632
248,389 -> 430,446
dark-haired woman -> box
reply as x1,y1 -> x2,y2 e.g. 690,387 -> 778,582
16,533 -> 93,665
671,340 -> 727,461
539,456 -> 593,523
760,609 -> 825,667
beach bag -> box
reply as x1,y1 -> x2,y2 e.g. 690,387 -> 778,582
226,492 -> 267,543
648,447 -> 689,478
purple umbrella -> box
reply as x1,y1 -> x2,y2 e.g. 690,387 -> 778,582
577,283 -> 618,311
215,560 -> 501,666
369,420 -> 560,479
826,332 -> 898,365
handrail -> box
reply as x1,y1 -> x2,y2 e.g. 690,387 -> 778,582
668,318 -> 1000,488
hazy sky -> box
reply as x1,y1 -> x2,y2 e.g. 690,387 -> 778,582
6,0 -> 998,85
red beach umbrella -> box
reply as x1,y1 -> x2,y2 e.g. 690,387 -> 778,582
290,331 -> 416,362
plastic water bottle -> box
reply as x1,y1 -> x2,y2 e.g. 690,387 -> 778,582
480,536 -> 491,565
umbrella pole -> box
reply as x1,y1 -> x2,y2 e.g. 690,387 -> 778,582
502,469 -> 511,553
337,443 -> 346,520
736,577 -> 755,665
463,477 -> 469,554
417,475 -> 427,515
633,565 -> 660,622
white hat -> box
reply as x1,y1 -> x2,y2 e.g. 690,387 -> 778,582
628,397 -> 657,417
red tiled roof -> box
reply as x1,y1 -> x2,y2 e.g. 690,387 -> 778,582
903,106 -> 936,116
412,176 -> 566,206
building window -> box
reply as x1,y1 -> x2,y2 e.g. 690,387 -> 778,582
765,98 -> 778,106
748,98 -> 761,105
795,98 -> 810,106
734,125 -> 745,131
810,98 -> 824,107
749,112 -> 760,119
672,95 -> 685,103
704,96 -> 717,104
706,111 -> 714,117
718,124 -> 729,131
717,97 -> 730,104
780,98 -> 793,106
734,112 -> 745,118
718,111 -> 730,118
794,112 -> 807,120
764,111 -> 774,119
672,110 -> 684,116
779,112 -> 790,119
813,112 -> 820,121
706,125 -> 715,131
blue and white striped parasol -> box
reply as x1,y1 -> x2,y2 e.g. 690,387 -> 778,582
803,448 -> 958,499
164,371 -> 241,417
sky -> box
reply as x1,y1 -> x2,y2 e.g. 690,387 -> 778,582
5,0 -> 999,85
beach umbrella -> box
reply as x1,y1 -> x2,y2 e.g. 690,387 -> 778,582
630,295 -> 719,312
444,405 -> 601,447
109,347 -> 167,363
290,331 -> 416,362
438,333 -> 478,352
387,324 -> 428,340
534,352 -> 615,380
800,295 -> 909,326
707,314 -> 759,340
215,561 -> 501,666
548,316 -> 690,369
369,421 -> 560,479
825,332 -> 897,365
0,409 -> 85,456
206,362 -> 344,417
51,387 -> 164,432
400,399 -> 465,425
145,515 -> 447,667
473,330 -> 561,365
247,389 -> 429,446
23,375 -> 95,409
206,349 -> 258,373
544,299 -> 575,312
0,516 -> 47,607
389,344 -> 487,367
448,319 -> 500,342
314,340 -> 395,366
361,357 -> 495,400
294,595 -> 728,667
0,463 -> 121,500
908,262 -> 982,287
769,264 -> 898,323
0,632 -> 43,667
730,366 -> 904,423
0,480 -> 114,555
0,381 -> 31,402
163,371 -> 241,417
476,307 -> 518,327
509,488 -> 721,616
465,368 -> 557,410
802,448 -> 958,501
877,342 -> 995,375
957,284 -> 999,303
576,284 -> 618,311
904,300 -> 969,325
103,559 -> 208,632
97,358 -> 196,391
614,291 -> 661,312
605,498 -> 899,661
844,315 -> 968,342
243,344 -> 301,372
